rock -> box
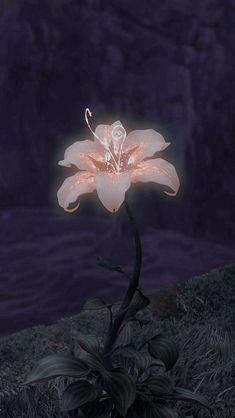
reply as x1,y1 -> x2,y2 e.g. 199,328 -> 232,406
0,0 -> 234,245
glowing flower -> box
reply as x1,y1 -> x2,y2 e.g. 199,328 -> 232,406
57,109 -> 180,213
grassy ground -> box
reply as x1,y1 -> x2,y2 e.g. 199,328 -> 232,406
0,264 -> 235,417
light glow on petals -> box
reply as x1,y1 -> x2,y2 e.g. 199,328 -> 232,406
131,158 -> 180,196
123,129 -> 171,165
95,171 -> 132,213
57,171 -> 95,212
57,109 -> 180,213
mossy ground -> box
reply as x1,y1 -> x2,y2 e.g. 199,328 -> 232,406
0,264 -> 234,417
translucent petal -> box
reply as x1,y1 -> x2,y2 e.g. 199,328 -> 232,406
57,172 -> 96,212
58,140 -> 104,172
131,158 -> 180,196
95,171 -> 132,213
124,129 -> 170,164
94,121 -> 126,154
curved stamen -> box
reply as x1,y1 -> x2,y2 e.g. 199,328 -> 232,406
85,108 -> 102,142
85,108 -> 120,172
111,124 -> 126,169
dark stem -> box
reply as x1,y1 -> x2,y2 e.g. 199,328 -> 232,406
103,197 -> 142,358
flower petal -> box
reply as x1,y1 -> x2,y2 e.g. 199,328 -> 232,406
123,129 -> 170,164
58,140 -> 104,172
57,172 -> 96,212
95,171 -> 131,213
131,158 -> 180,196
94,121 -> 126,153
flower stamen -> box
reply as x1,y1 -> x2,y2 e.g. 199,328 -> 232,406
111,124 -> 126,171
85,108 -> 120,172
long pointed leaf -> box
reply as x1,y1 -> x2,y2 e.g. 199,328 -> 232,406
111,345 -> 165,371
97,367 -> 136,416
125,289 -> 150,320
142,375 -> 175,396
110,321 -> 133,354
62,379 -> 101,411
143,403 -> 179,418
72,331 -> 101,356
79,350 -> 105,372
23,354 -> 89,385
148,335 -> 179,370
81,297 -> 110,311
81,398 -> 114,418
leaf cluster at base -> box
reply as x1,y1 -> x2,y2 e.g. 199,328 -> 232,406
23,289 -> 213,417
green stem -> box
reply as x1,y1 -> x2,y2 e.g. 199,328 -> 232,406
103,197 -> 142,358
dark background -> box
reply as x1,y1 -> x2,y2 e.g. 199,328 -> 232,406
0,0 -> 234,336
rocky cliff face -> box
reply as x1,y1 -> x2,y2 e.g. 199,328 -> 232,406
0,0 -> 234,244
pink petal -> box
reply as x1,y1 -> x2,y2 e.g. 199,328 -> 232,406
131,158 -> 180,196
94,121 -> 125,152
58,140 -> 104,172
95,171 -> 131,213
123,129 -> 170,164
57,171 -> 96,212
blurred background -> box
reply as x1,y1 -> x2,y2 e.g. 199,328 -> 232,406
0,0 -> 234,336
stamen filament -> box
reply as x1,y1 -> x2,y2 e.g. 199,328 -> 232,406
111,124 -> 126,170
85,108 -> 120,172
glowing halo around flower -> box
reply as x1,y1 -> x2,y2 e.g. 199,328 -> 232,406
57,108 -> 180,213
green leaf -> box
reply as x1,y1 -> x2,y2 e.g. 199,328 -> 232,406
127,398 -> 179,418
111,345 -> 165,372
142,375 -> 175,396
119,315 -> 151,333
125,289 -> 150,320
23,354 -> 89,385
72,331 -> 101,357
81,297 -> 112,311
79,350 -> 105,372
126,408 -> 140,418
147,334 -> 179,370
138,330 -> 163,350
137,318 -> 152,328
168,387 -> 212,412
143,402 -> 179,418
97,367 -> 136,416
111,353 -> 138,378
110,321 -> 134,354
61,379 -> 101,411
81,397 -> 114,417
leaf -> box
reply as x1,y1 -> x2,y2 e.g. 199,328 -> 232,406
125,289 -> 150,320
111,345 -> 165,371
79,350 -> 105,372
23,354 -> 89,385
109,321 -> 133,355
168,387 -> 212,412
147,334 -> 179,370
97,367 -> 136,416
126,407 -> 140,418
81,297 -> 112,311
127,398 -> 179,418
137,318 -> 152,328
143,402 -> 179,418
61,379 -> 101,411
111,353 -> 138,378
72,331 -> 101,357
123,317 -> 153,335
138,330 -> 163,350
81,397 -> 114,418
141,375 -> 175,396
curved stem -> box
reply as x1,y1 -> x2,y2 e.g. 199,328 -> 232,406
103,197 -> 142,358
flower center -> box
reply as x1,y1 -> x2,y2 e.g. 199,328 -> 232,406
85,108 -> 137,174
